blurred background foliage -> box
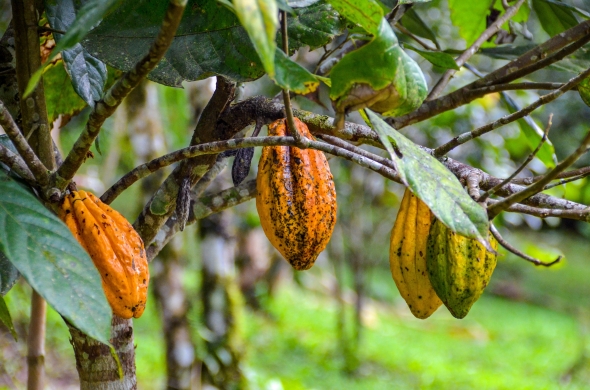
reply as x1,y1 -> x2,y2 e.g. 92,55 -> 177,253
2,0 -> 590,389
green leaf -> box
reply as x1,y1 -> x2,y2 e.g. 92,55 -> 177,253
330,19 -> 427,118
501,94 -> 556,168
0,295 -> 17,341
233,0 -> 279,78
448,0 -> 493,46
46,0 -> 108,107
532,0 -> 579,37
25,0 -> 120,96
48,0 -> 123,61
327,0 -> 383,35
0,171 -> 111,345
578,77 -> 590,107
82,0 -> 343,86
399,7 -> 439,48
366,109 -> 491,245
405,45 -> 459,70
43,60 -> 88,123
273,49 -> 319,93
0,251 -> 19,296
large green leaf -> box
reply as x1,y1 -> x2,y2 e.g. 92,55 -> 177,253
43,60 -> 88,123
0,171 -> 111,344
327,0 -> 383,35
448,0 -> 493,46
532,0 -> 579,37
0,251 -> 19,296
233,0 -> 278,78
367,109 -> 490,245
0,295 -> 17,341
82,0 -> 344,86
330,19 -> 427,118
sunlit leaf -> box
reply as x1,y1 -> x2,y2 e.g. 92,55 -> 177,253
327,0 -> 383,35
532,0 -> 579,37
233,0 -> 279,78
367,110 -> 491,246
448,0 -> 492,46
273,49 -> 319,93
405,45 -> 459,70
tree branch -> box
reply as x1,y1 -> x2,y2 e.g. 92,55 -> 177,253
390,19 -> 590,129
0,101 -> 48,184
101,135 -> 401,205
53,0 -> 187,189
427,0 -> 526,100
146,179 -> 258,261
0,142 -> 35,182
433,68 -> 590,157
488,130 -> 590,218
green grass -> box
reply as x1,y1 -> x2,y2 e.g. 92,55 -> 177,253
2,229 -> 590,389
243,285 -> 585,390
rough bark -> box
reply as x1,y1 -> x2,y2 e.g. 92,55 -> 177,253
68,316 -> 136,390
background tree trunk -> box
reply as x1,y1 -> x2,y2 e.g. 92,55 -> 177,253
199,210 -> 244,389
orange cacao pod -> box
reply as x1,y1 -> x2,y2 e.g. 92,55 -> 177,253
256,118 -> 337,270
59,190 -> 149,319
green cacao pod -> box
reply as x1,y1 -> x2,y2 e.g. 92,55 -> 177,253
390,189 -> 442,319
256,118 -> 337,270
426,219 -> 498,319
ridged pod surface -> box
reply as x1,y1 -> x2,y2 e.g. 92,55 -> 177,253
426,219 -> 498,319
59,190 -> 149,319
389,189 -> 442,319
256,118 -> 337,270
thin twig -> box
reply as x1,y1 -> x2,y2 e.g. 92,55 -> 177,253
100,135 -> 401,205
470,82 -> 566,94
0,101 -> 48,185
490,224 -> 562,266
280,10 -> 306,147
53,0 -> 187,189
434,68 -> 590,157
512,166 -> 590,185
542,171 -> 590,190
427,0 -> 525,100
487,198 -> 590,221
479,114 -> 553,202
488,129 -> 590,218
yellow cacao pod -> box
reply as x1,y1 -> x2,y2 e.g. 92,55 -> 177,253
256,118 -> 337,270
59,190 -> 149,319
389,189 -> 442,319
426,219 -> 498,319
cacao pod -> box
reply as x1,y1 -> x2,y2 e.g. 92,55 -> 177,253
426,219 -> 498,319
389,189 -> 442,319
256,118 -> 337,270
59,190 -> 149,319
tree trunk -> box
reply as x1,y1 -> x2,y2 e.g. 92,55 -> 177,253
68,316 -> 136,390
152,241 -> 196,390
200,211 -> 244,389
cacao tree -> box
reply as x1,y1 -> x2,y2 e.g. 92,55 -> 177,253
1,0 -> 590,388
